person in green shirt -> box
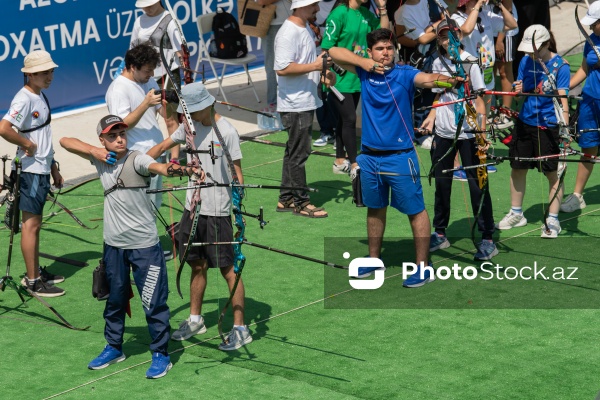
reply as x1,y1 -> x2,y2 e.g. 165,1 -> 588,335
321,0 -> 389,188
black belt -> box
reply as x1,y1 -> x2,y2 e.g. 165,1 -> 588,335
362,147 -> 412,156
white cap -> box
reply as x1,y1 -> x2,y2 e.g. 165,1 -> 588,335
291,0 -> 320,10
135,0 -> 160,8
21,50 -> 58,74
517,25 -> 551,53
580,2 -> 600,26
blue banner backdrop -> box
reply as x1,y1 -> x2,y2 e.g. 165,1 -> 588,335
0,0 -> 265,115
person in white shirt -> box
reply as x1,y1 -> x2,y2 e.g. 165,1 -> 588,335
274,0 -> 335,217
0,51 -> 65,297
130,0 -> 183,162
106,42 -> 167,208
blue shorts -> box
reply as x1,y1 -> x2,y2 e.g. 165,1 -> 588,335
357,150 -> 425,215
19,172 -> 51,215
577,96 -> 600,149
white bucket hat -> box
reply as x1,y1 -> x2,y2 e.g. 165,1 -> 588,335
580,2 -> 600,26
517,25 -> 551,53
291,0 -> 320,10
135,0 -> 161,8
21,50 -> 58,74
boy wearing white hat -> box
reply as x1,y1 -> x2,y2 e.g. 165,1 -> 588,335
0,50 -> 65,297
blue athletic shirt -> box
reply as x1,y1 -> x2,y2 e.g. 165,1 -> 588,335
582,34 -> 600,99
517,54 -> 570,127
356,64 -> 421,151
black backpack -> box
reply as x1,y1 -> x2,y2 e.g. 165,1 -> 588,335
211,8 -> 248,59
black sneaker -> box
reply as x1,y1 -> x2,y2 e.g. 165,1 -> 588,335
39,266 -> 65,284
26,278 -> 65,298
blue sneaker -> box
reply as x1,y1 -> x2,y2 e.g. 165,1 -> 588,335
146,352 -> 172,379
88,344 -> 126,370
487,165 -> 497,173
430,233 -> 451,252
403,263 -> 435,288
453,170 -> 467,181
350,255 -> 384,279
351,266 -> 386,279
474,240 -> 498,261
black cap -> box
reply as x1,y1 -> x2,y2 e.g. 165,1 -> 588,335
97,115 -> 128,136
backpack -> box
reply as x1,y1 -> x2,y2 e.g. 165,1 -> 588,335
211,8 -> 248,59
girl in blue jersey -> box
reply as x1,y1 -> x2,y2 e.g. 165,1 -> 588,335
561,3 -> 600,213
496,25 -> 570,239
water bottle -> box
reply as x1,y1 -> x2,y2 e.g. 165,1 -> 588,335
209,35 -> 217,57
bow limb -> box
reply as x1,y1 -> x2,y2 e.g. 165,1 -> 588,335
575,6 -> 600,69
209,105 -> 247,345
531,32 -> 570,234
163,0 -> 193,84
159,31 -> 202,298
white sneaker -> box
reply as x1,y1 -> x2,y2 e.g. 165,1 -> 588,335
313,133 -> 334,147
421,136 -> 433,150
350,165 -> 360,180
492,114 -> 514,130
333,159 -> 351,175
560,193 -> 586,213
541,218 -> 561,238
171,317 -> 207,341
496,211 -> 527,230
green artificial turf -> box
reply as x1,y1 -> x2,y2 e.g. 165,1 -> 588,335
2,87 -> 600,399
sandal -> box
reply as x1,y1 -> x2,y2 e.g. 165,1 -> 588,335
293,203 -> 328,218
276,199 -> 295,212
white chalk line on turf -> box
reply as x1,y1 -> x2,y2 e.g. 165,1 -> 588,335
42,209 -> 600,398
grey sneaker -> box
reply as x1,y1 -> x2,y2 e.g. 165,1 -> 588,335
541,218 -> 561,239
313,133 -> 334,147
218,326 -> 253,351
333,160 -> 350,175
560,193 -> 586,213
171,317 -> 207,341
496,211 -> 527,230
24,278 -> 65,298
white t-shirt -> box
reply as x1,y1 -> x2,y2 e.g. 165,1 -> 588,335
92,151 -> 159,249
171,117 -> 242,216
452,9 -> 504,80
395,0 -> 447,54
274,19 -> 322,112
105,75 -> 165,153
130,10 -> 183,79
3,88 -> 53,174
432,51 -> 485,140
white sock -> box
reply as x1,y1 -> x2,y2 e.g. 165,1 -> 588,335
511,207 -> 523,215
190,315 -> 201,323
233,324 -> 247,331
548,213 -> 559,220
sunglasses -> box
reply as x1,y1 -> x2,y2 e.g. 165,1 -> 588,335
476,17 -> 484,34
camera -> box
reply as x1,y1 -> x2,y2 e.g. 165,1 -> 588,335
154,89 -> 179,104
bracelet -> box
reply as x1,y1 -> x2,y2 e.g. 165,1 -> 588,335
378,6 -> 386,10
379,11 -> 388,17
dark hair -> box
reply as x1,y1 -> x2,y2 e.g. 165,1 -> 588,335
125,42 -> 160,70
546,31 -> 557,53
367,28 -> 397,50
